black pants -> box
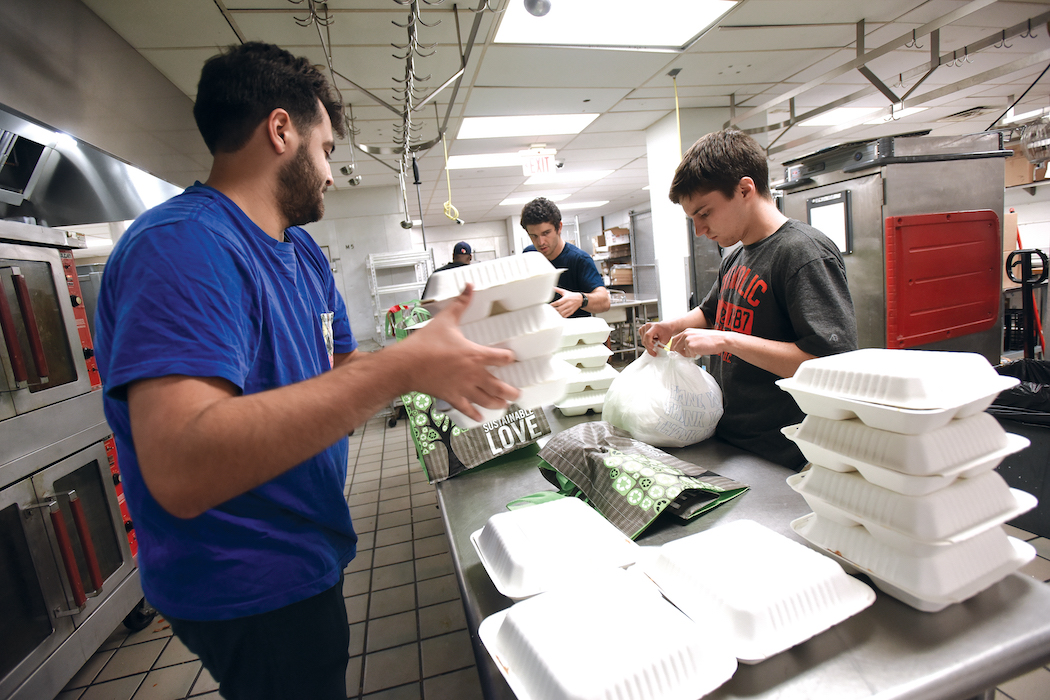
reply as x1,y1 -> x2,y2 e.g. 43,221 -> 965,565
166,575 -> 349,700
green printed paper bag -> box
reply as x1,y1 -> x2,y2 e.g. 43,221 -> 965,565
402,392 -> 551,483
538,421 -> 748,539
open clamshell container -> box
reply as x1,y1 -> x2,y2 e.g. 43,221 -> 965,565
460,304 -> 565,361
470,497 -> 640,600
643,520 -> 875,664
559,316 -> 612,347
793,513 -> 1036,612
564,364 -> 619,394
782,414 -> 1030,495
786,348 -> 1019,411
446,357 -> 575,430
423,251 -> 561,324
787,467 -> 1037,547
478,568 -> 737,700
554,344 -> 613,369
555,389 -> 607,416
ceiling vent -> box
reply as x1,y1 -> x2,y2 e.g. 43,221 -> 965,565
937,106 -> 995,122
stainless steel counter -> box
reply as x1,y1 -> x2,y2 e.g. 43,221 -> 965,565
435,408 -> 1050,700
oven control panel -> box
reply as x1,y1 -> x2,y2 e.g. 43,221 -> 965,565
60,249 -> 101,389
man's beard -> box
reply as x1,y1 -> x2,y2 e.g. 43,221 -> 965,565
277,141 -> 326,227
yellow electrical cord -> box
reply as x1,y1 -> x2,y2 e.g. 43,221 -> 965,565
441,132 -> 460,222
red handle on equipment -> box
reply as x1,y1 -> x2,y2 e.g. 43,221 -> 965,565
0,276 -> 29,384
11,270 -> 49,379
50,503 -> 86,608
68,492 -> 104,592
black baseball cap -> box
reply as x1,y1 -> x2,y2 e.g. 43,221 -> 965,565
453,241 -> 471,256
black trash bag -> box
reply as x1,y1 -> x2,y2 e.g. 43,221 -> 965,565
990,359 -> 1050,427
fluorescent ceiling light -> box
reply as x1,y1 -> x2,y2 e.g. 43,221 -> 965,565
1002,106 -> 1050,125
560,201 -> 609,210
500,193 -> 570,206
526,170 -> 613,185
864,107 -> 928,124
446,152 -> 523,169
642,185 -> 651,190
800,107 -> 881,127
458,114 -> 598,140
495,0 -> 736,50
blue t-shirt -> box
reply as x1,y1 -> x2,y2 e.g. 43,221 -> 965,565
523,241 -> 604,317
94,183 -> 358,621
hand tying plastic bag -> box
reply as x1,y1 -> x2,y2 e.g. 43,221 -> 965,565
602,349 -> 723,447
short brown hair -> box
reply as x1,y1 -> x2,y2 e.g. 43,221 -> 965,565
669,129 -> 770,203
520,197 -> 562,230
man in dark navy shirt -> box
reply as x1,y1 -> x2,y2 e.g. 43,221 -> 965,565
434,241 -> 472,272
521,197 -> 611,318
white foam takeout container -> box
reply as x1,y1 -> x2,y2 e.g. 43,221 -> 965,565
559,316 -> 612,348
478,568 -> 737,700
643,520 -> 875,664
554,343 -> 613,369
422,251 -> 561,324
554,389 -> 607,417
787,468 -> 1037,548
792,512 -> 1035,612
460,304 -> 565,361
564,364 -> 619,394
445,357 -> 575,430
470,497 -> 641,601
782,414 -> 1030,496
785,348 -> 1019,411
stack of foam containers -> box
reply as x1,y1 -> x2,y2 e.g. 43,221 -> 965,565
423,251 -> 575,429
776,348 -> 1039,612
553,316 -> 618,416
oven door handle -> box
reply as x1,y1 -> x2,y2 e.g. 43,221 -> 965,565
10,267 -> 50,381
0,271 -> 30,386
47,500 -> 88,609
67,490 -> 105,593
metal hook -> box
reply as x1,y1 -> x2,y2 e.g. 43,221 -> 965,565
1021,18 -> 1038,39
904,29 -> 923,49
964,46 -> 973,64
469,0 -> 504,13
994,30 -> 1013,49
893,73 -> 906,89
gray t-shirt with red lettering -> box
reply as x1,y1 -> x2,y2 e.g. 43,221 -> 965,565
699,219 -> 857,468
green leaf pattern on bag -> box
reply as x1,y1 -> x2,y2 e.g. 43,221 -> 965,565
599,446 -> 724,516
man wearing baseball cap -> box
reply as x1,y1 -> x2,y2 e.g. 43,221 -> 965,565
434,241 -> 472,272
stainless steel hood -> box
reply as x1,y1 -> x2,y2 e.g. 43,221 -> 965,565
0,103 -> 182,227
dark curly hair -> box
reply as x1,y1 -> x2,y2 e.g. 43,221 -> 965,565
519,197 -> 562,230
669,129 -> 770,203
193,41 -> 346,155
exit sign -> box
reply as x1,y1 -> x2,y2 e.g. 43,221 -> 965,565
523,153 -> 556,176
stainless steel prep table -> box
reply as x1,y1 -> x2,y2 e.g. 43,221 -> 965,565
434,408 -> 1050,700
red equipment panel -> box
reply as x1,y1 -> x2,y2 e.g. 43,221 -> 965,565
59,249 -> 101,389
884,210 -> 1000,349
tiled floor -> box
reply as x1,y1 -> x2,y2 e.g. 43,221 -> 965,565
60,413 -> 483,700
59,413 -> 1050,700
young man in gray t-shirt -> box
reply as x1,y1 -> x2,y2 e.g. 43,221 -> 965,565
641,130 -> 857,468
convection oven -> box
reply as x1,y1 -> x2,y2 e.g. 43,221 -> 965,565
0,219 -> 144,700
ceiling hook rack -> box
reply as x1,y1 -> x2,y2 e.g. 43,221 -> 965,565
468,0 -> 503,13
1021,18 -> 1038,38
994,30 -> 1013,49
904,29 -> 923,49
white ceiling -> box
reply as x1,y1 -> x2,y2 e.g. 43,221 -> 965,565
79,0 -> 1050,227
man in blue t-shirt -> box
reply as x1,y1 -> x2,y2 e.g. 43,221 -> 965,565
93,42 -> 518,700
521,197 -> 611,318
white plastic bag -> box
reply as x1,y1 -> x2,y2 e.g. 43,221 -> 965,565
601,349 -> 723,447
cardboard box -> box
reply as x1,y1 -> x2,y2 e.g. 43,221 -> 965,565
610,268 -> 633,285
592,234 -> 607,252
1006,146 -> 1037,188
607,243 -> 631,259
604,227 -> 631,246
